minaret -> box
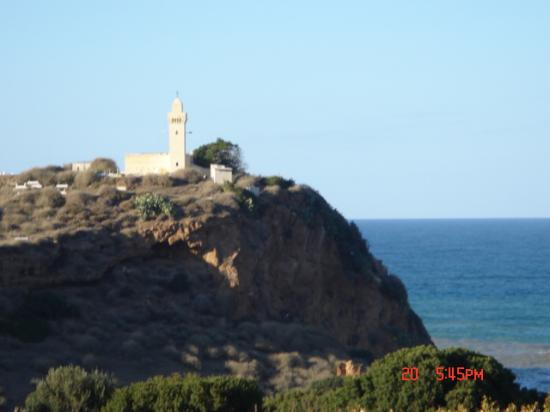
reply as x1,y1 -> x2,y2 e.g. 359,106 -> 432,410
167,96 -> 187,171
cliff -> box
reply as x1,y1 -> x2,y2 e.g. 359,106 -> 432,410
0,171 -> 431,406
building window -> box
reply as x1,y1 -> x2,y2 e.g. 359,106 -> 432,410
176,162 -> 179,166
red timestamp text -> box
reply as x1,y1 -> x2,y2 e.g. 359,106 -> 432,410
401,367 -> 484,381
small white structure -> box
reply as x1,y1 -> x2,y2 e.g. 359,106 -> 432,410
125,97 -> 188,175
210,164 -> 233,185
14,180 -> 43,191
14,183 -> 27,191
72,162 -> 91,172
56,183 -> 69,196
116,185 -> 128,192
27,180 -> 42,189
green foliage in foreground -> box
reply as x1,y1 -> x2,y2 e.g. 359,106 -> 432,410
102,374 -> 263,412
14,347 -> 549,412
25,365 -> 115,412
134,193 -> 174,220
264,345 -> 545,412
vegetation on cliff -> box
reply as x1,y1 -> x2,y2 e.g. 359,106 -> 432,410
192,138 -> 245,172
0,161 -> 430,408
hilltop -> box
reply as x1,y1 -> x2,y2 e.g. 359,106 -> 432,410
0,165 -> 431,406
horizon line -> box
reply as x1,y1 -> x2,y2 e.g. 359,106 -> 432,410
350,217 -> 550,221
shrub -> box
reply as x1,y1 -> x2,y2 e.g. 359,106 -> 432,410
62,190 -> 96,214
89,158 -> 118,173
17,165 -> 63,186
74,170 -> 100,188
102,373 -> 263,412
57,170 -> 76,185
359,345 -> 544,412
192,138 -> 245,173
134,193 -> 174,220
37,187 -> 66,208
171,168 -> 204,184
265,346 -> 545,412
260,176 -> 295,189
264,377 -> 363,412
222,182 -> 257,214
24,365 -> 115,412
97,186 -> 128,206
142,174 -> 173,188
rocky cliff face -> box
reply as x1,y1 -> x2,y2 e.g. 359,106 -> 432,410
0,178 -> 431,406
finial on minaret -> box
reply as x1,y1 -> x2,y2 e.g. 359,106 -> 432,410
176,90 -> 179,98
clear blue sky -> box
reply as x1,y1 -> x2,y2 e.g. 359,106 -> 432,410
1,1 -> 548,218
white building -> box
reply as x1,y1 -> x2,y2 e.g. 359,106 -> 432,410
210,164 -> 233,185
124,97 -> 189,175
14,180 -> 43,191
71,162 -> 91,172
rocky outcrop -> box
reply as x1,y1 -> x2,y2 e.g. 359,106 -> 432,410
0,182 -> 431,407
0,185 -> 431,356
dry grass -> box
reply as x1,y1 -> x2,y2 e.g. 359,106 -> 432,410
36,188 -> 65,209
141,174 -> 173,188
171,168 -> 205,184
17,166 -> 63,186
74,170 -> 100,189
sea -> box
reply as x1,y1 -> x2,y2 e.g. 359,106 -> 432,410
356,219 -> 550,393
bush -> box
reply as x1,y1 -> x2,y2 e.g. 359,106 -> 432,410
171,168 -> 204,184
24,365 -> 115,412
74,170 -> 101,188
265,346 -> 545,412
260,176 -> 295,189
62,190 -> 96,214
57,170 -> 76,185
192,138 -> 245,173
37,187 -> 66,208
17,165 -> 63,186
89,158 -> 118,173
102,373 -> 263,412
264,377 -> 363,412
359,345 -> 544,412
222,182 -> 258,215
142,174 -> 173,188
134,193 -> 174,220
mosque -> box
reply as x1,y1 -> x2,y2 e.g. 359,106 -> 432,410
124,96 -> 191,175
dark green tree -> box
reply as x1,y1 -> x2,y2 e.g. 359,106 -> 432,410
192,138 -> 245,172
24,365 -> 115,412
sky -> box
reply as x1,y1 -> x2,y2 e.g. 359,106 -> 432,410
0,1 -> 548,219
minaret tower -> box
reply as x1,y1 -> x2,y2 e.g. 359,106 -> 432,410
168,95 -> 187,171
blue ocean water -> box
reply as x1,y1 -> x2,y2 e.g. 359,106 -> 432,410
356,219 -> 550,392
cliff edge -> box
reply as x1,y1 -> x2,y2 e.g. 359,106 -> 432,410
0,170 -> 431,405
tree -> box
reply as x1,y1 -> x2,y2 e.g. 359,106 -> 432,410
89,158 -> 118,173
24,365 -> 115,412
102,373 -> 263,412
192,139 -> 245,172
